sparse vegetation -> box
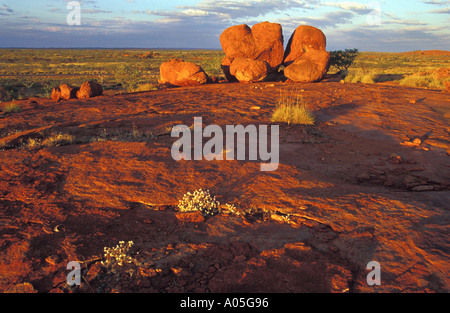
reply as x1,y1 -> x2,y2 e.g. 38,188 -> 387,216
343,69 -> 377,84
0,49 -> 447,100
178,189 -> 221,217
101,241 -> 135,268
0,49 -> 225,100
332,51 -> 450,90
92,124 -> 155,143
41,133 -> 75,147
271,91 -> 315,125
114,63 -> 141,92
399,72 -> 449,89
23,132 -> 75,149
2,102 -> 22,114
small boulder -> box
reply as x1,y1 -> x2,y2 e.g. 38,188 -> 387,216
51,87 -> 62,101
229,57 -> 269,83
76,81 -> 103,99
58,84 -> 79,100
284,49 -> 330,83
159,59 -> 209,87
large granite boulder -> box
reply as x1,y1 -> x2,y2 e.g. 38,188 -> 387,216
283,25 -> 330,83
159,59 -> 209,87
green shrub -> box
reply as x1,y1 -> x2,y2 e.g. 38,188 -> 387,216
330,49 -> 359,73
114,63 -> 140,92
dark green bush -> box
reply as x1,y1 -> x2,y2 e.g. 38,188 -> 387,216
114,63 -> 140,92
330,49 -> 359,73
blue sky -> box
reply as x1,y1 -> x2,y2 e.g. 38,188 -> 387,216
0,0 -> 449,51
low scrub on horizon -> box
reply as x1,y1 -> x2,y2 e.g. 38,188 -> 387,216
0,49 -> 448,101
0,49 -> 225,101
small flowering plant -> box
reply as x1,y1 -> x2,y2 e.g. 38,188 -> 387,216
178,189 -> 220,216
101,240 -> 134,268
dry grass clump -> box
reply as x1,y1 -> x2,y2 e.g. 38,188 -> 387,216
23,132 -> 75,149
343,69 -> 377,84
41,133 -> 75,147
178,189 -> 221,216
2,102 -> 22,114
271,90 -> 315,125
399,68 -> 449,90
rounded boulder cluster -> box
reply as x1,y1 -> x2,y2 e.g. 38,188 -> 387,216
158,22 -> 331,86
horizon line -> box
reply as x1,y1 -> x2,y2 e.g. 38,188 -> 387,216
0,47 -> 449,54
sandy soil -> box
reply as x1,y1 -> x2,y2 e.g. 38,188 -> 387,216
0,77 -> 449,293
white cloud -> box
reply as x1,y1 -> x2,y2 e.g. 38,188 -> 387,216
181,9 -> 211,16
422,0 -> 450,5
322,1 -> 371,13
428,7 -> 450,13
0,3 -> 13,15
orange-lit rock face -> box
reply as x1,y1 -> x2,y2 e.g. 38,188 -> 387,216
283,25 -> 330,83
283,25 -> 327,67
159,59 -> 209,87
76,81 -> 103,99
0,81 -> 449,293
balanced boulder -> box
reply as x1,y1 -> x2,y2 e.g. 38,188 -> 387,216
159,59 -> 209,87
220,22 -> 284,82
283,25 -> 330,83
76,81 -> 103,99
251,22 -> 285,71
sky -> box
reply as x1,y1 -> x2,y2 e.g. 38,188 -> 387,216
0,0 -> 449,51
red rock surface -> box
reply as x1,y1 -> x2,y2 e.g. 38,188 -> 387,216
0,79 -> 449,293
